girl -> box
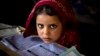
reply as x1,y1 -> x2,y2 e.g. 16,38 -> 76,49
1,0 -> 81,56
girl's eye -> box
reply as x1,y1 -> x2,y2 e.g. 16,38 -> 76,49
49,24 -> 57,29
37,24 -> 44,29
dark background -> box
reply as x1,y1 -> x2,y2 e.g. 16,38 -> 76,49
0,0 -> 35,26
0,0 -> 100,56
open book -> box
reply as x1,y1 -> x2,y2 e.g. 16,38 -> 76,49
0,34 -> 84,56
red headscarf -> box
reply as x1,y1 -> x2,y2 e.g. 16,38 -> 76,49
24,0 -> 80,50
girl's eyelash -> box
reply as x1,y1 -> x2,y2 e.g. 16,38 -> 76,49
37,24 -> 44,29
49,24 -> 57,29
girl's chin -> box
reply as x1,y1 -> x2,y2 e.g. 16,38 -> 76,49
44,41 -> 54,44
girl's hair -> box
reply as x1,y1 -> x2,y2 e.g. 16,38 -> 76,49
35,5 -> 62,22
35,5 -> 58,16
35,5 -> 59,16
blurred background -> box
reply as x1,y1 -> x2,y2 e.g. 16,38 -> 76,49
0,0 -> 100,56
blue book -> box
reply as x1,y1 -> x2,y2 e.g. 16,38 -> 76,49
0,34 -> 67,56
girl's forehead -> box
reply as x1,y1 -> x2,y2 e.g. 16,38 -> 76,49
36,14 -> 61,23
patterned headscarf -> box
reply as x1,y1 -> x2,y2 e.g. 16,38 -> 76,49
24,0 -> 80,49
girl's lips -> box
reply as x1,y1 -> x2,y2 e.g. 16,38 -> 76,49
43,38 -> 51,40
42,38 -> 52,42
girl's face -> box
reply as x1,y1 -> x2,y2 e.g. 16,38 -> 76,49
36,14 -> 62,43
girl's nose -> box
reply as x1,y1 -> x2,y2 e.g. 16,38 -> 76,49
43,27 -> 50,35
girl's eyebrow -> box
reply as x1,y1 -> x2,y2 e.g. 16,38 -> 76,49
36,23 -> 43,25
36,23 -> 59,26
48,24 -> 57,27
37,23 -> 57,25
48,23 -> 59,26
48,22 -> 59,25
